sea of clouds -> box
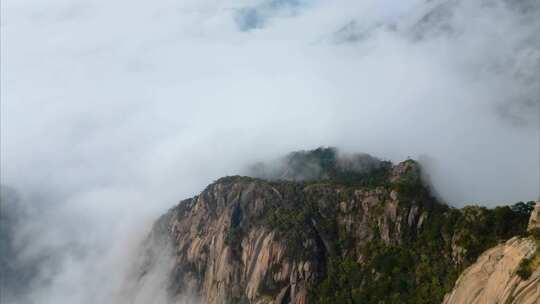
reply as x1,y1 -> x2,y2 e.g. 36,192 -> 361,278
1,0 -> 539,302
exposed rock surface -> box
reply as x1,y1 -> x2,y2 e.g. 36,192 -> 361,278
528,202 -> 540,231
443,236 -> 540,304
138,149 -> 535,304
139,158 -> 437,304
142,161 -> 428,304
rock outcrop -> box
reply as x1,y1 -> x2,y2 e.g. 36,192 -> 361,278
528,202 -> 540,232
142,160 -> 431,304
138,149 -> 536,304
443,205 -> 540,304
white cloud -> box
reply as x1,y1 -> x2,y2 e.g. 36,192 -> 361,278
1,0 -> 538,302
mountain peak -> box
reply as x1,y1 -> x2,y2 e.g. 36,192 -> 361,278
134,149 -> 536,304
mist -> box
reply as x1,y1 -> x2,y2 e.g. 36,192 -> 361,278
1,0 -> 539,303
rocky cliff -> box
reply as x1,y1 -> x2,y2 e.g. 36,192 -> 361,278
138,149 -> 536,304
528,202 -> 540,232
443,234 -> 540,304
443,201 -> 540,304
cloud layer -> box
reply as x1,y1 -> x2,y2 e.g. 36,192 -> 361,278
1,0 -> 539,302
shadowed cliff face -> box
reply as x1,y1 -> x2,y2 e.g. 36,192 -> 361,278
140,160 -> 430,304
138,150 -> 534,304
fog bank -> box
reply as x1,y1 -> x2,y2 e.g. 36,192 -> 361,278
1,0 -> 539,302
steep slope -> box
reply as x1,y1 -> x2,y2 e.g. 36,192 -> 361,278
138,149 -> 534,304
443,203 -> 540,304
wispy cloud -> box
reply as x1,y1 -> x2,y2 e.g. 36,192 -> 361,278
234,0 -> 308,31
1,0 -> 538,302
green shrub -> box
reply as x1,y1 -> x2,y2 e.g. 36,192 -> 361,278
310,200 -> 531,304
529,227 -> 540,240
516,258 -> 533,280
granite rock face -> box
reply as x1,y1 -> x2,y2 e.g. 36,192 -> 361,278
444,203 -> 540,304
443,236 -> 540,304
137,150 -> 536,304
139,159 -> 435,304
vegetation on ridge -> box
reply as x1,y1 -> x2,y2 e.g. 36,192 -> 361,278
254,148 -> 534,303
167,148 -> 537,304
516,228 -> 540,280
311,203 -> 532,304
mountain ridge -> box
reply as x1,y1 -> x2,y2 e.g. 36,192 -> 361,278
135,148 -> 537,304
